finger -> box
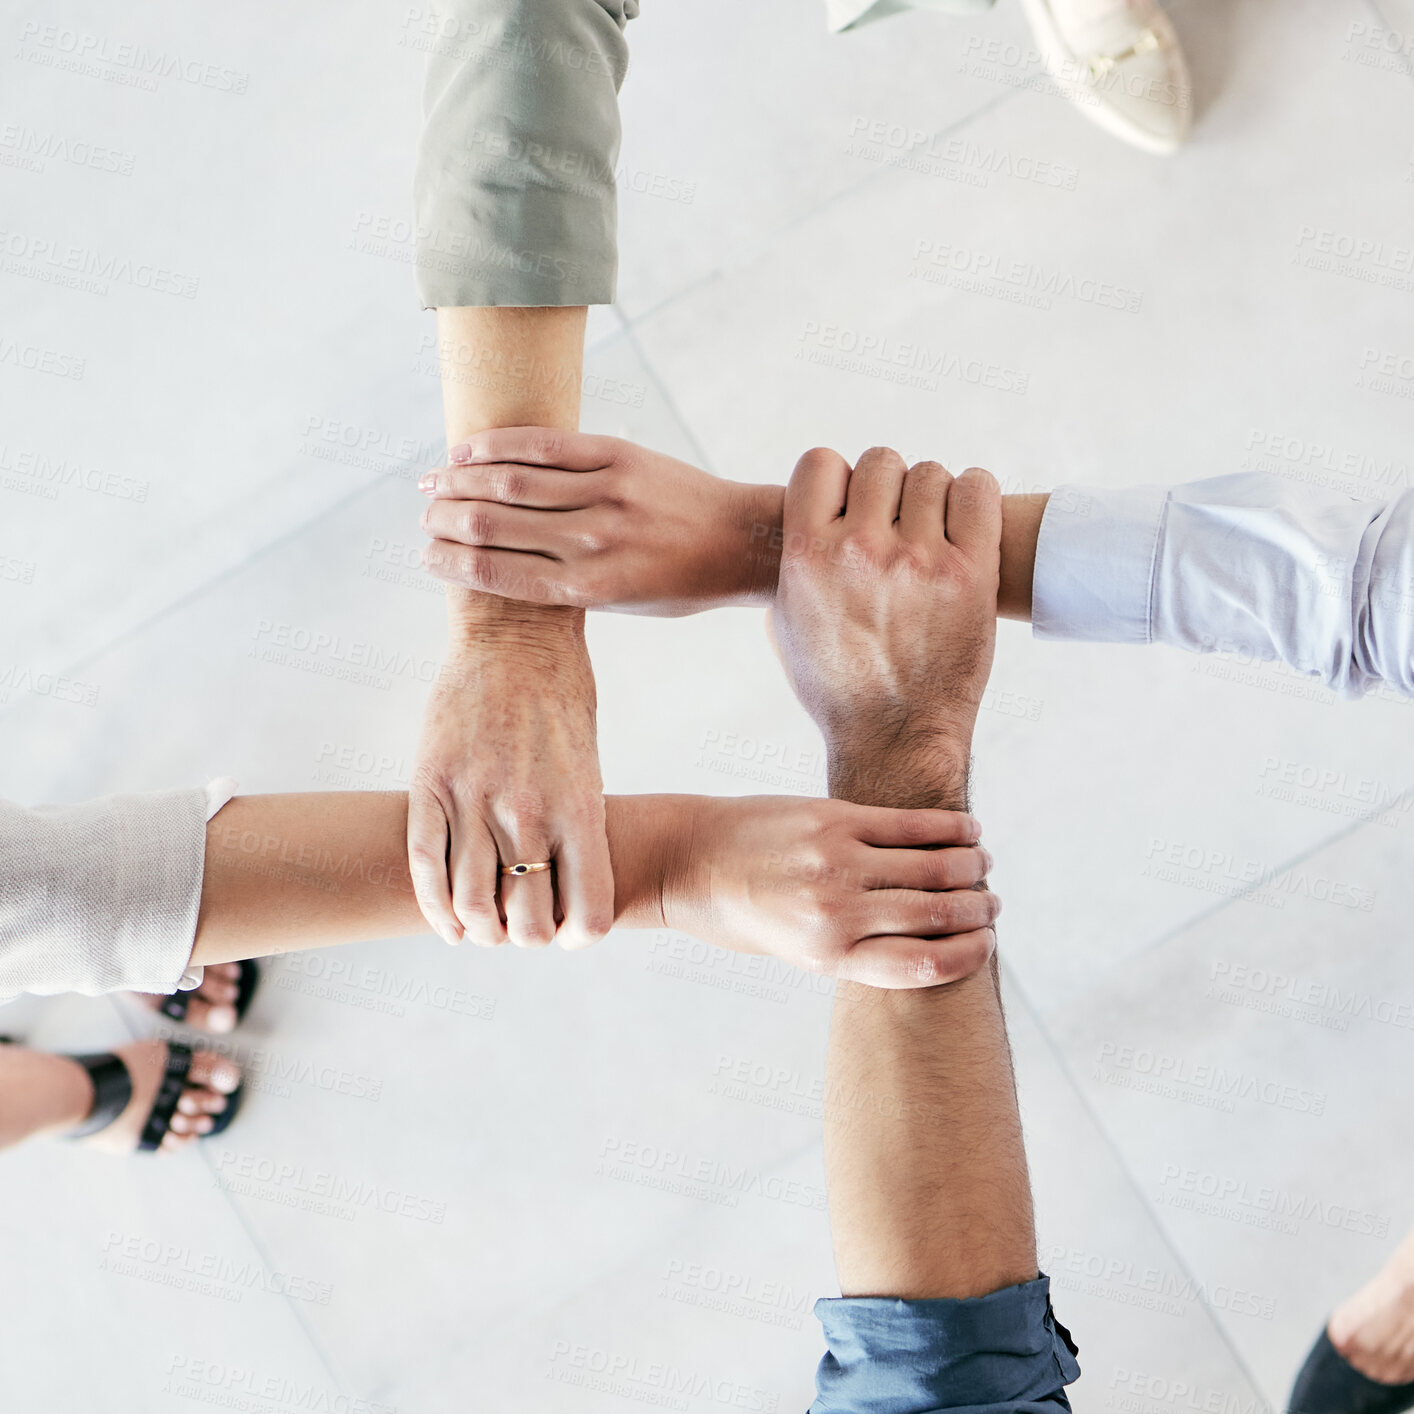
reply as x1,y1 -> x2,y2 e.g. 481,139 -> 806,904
834,928 -> 997,989
490,819 -> 557,948
407,791 -> 463,944
421,499 -> 581,554
420,461 -> 602,509
944,466 -> 1003,557
842,446 -> 907,530
854,887 -> 1001,938
860,845 -> 992,893
848,805 -> 982,848
446,427 -> 620,472
898,460 -> 952,544
422,542 -> 579,606
552,810 -> 615,951
784,447 -> 852,532
451,817 -> 508,947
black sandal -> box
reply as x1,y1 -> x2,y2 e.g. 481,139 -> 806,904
1290,1328 -> 1414,1414
158,959 -> 260,1026
64,1043 -> 243,1151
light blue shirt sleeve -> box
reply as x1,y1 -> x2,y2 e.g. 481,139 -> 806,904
1032,473 -> 1414,699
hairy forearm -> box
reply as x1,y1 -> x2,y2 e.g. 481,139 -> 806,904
824,736 -> 1037,1299
436,305 -> 588,639
742,489 -> 1046,620
191,792 -> 685,965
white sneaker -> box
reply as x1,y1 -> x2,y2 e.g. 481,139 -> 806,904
1019,0 -> 1192,154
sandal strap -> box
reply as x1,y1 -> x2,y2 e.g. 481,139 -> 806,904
156,959 -> 259,1026
158,992 -> 191,1023
65,1053 -> 136,1139
137,1042 -> 194,1151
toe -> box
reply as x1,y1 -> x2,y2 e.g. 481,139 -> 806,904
200,977 -> 240,1005
188,1049 -> 241,1093
183,998 -> 238,1034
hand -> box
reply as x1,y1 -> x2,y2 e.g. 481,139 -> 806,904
408,609 -> 614,950
771,447 -> 1002,770
418,428 -> 783,616
658,795 -> 998,989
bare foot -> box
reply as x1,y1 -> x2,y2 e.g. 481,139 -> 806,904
1330,1246 -> 1414,1384
134,962 -> 245,1034
0,1041 -> 241,1154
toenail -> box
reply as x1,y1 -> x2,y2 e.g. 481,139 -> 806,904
208,1007 -> 236,1034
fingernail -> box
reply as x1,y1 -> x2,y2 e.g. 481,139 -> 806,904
418,472 -> 438,494
969,816 -> 983,841
448,442 -> 474,464
982,848 -> 994,873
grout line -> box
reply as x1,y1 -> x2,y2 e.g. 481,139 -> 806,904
1003,960 -> 1275,1404
615,312 -> 719,474
1125,783 -> 1414,967
617,86 -> 1021,338
108,993 -> 354,1398
0,474 -> 392,727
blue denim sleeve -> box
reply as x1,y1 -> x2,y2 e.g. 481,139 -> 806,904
810,1275 -> 1079,1414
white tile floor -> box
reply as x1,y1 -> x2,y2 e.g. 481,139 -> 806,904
2,0 -> 1412,1409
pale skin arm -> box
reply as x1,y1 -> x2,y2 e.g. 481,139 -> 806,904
411,306 -> 619,954
189,791 -> 996,988
0,789 -> 992,1152
195,791 -> 658,964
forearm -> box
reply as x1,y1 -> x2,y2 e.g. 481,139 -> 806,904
436,305 -> 588,640
190,792 -> 682,965
823,738 -> 1037,1300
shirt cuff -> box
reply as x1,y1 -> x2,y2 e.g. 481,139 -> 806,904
174,776 -> 239,993
812,1275 -> 1079,1413
1031,484 -> 1170,644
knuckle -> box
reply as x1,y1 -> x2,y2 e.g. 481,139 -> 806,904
927,896 -> 960,930
893,811 -> 935,845
795,445 -> 845,476
460,508 -> 494,544
906,950 -> 942,986
527,431 -> 564,464
407,844 -> 444,873
577,910 -> 614,943
492,467 -> 528,503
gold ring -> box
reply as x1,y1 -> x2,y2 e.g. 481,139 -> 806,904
500,861 -> 551,877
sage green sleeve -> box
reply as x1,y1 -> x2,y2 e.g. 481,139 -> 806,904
413,0 -> 636,308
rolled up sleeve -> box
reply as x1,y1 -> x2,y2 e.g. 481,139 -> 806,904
412,0 -> 636,309
811,1276 -> 1079,1414
0,780 -> 235,1001
1032,473 -> 1414,699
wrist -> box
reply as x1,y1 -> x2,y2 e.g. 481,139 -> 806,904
727,482 -> 785,605
604,795 -> 697,930
446,588 -> 585,650
827,725 -> 972,811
